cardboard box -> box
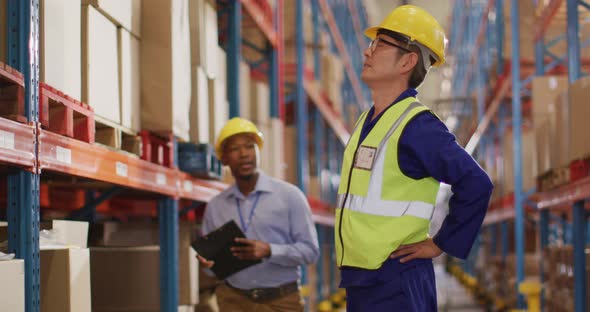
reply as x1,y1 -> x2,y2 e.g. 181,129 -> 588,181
207,77 -> 226,144
239,61 -> 252,120
269,118 -> 286,180
82,5 -> 121,123
0,259 -> 25,312
534,114 -> 553,175
41,248 -> 92,312
190,66 -> 209,143
141,0 -> 191,141
118,28 -> 141,131
568,77 -> 590,161
189,0 -> 219,78
554,91 -> 571,167
503,129 -> 536,193
90,245 -> 198,309
40,0 -> 82,100
50,220 -> 89,248
83,0 -> 141,37
208,46 -> 228,144
284,126 -> 298,184
532,76 -> 569,117
89,222 -> 198,305
250,81 -> 270,125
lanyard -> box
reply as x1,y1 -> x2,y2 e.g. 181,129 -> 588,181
235,192 -> 261,233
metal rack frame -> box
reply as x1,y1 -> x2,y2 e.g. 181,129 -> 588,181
452,0 -> 590,311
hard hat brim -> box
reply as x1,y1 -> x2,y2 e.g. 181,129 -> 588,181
364,26 -> 379,40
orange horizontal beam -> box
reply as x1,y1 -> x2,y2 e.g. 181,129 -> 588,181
178,173 -> 226,202
241,0 -> 278,47
533,176 -> 590,209
0,118 -> 35,170
38,129 -> 227,201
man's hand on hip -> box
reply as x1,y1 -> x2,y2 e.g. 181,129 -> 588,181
389,238 -> 443,263
231,238 -> 271,260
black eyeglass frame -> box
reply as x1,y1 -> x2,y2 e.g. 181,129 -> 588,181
369,37 -> 412,53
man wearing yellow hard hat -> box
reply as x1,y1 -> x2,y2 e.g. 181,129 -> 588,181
198,117 -> 319,311
335,5 -> 493,310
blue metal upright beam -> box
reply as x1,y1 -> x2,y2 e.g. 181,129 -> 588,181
539,209 -> 549,309
6,1 -> 41,311
567,0 -> 581,83
314,109 -> 324,177
496,0 -> 505,75
572,200 -> 587,312
269,1 -> 280,119
7,172 -> 40,312
315,224 -> 324,301
295,0 -> 308,194
228,0 -> 242,117
510,0 -> 525,308
312,0 -> 321,80
159,198 -> 179,312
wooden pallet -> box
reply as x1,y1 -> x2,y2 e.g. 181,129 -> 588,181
39,82 -> 95,143
139,130 -> 175,168
0,62 -> 26,122
94,116 -> 141,157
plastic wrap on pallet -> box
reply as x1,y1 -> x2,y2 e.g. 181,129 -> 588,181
177,142 -> 222,180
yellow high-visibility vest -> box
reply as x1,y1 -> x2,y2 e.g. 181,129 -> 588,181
335,97 -> 440,269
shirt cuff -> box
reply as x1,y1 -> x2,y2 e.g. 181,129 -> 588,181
269,243 -> 289,261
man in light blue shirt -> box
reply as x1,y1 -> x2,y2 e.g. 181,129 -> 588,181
198,118 -> 319,311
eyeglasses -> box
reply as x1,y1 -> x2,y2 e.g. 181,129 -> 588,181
369,37 -> 412,54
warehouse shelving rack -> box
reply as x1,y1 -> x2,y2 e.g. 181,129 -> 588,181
450,0 -> 590,311
1,1 -> 282,311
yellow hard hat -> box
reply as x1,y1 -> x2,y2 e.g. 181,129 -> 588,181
215,117 -> 264,159
364,5 -> 446,67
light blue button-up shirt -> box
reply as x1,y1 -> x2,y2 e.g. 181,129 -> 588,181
202,172 -> 320,289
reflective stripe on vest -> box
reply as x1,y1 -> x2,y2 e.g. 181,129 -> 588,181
336,194 -> 434,220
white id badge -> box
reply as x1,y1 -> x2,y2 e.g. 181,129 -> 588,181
354,146 -> 377,170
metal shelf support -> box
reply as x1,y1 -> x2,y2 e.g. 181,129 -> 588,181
567,0 -> 581,82
6,0 -> 41,311
510,0 -> 525,308
572,200 -> 587,312
7,172 -> 40,312
228,0 -> 242,117
159,197 -> 179,312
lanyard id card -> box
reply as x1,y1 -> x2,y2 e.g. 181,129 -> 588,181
354,145 -> 377,171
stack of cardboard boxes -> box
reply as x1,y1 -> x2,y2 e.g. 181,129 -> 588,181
89,221 -> 199,311
532,76 -> 590,190
1,220 -> 93,312
188,0 -> 228,145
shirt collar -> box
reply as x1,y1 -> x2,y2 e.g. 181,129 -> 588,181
366,88 -> 418,120
226,171 -> 273,199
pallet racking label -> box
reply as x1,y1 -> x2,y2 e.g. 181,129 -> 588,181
56,146 -> 72,164
156,173 -> 167,186
0,130 -> 15,150
183,180 -> 193,193
116,162 -> 128,177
